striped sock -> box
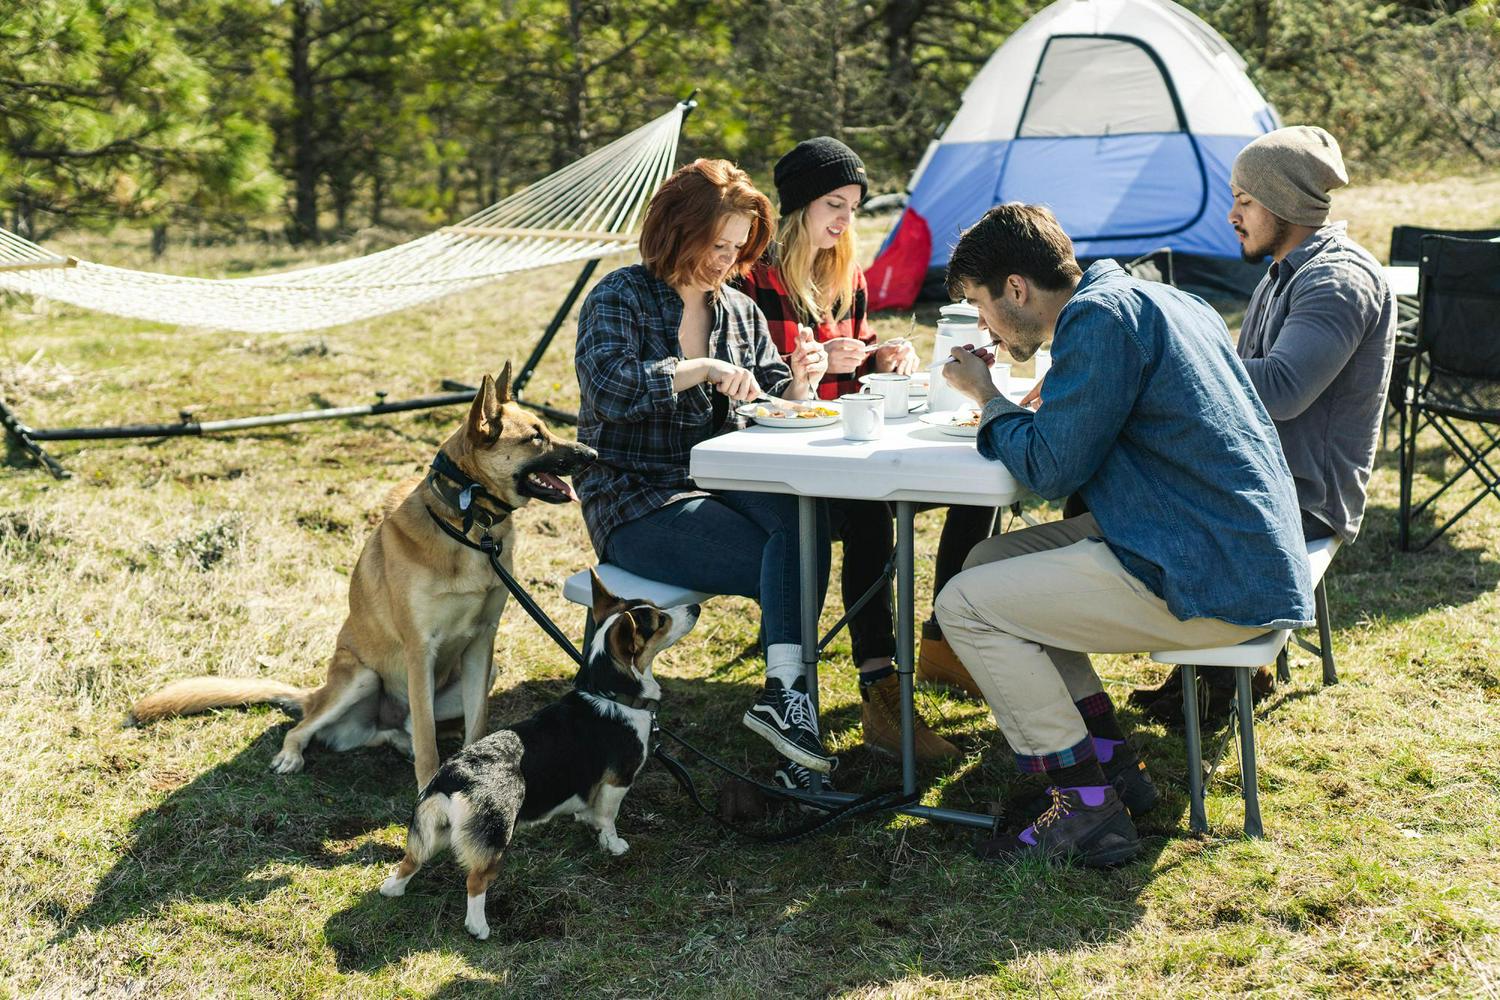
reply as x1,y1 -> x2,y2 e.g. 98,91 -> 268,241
1075,691 -> 1125,742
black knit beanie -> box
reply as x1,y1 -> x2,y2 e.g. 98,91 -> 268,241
773,137 -> 868,217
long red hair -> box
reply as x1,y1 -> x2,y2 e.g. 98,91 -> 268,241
639,159 -> 774,289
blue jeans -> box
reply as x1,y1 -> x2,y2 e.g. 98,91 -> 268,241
605,490 -> 830,648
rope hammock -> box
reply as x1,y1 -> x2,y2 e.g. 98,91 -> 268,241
0,103 -> 686,334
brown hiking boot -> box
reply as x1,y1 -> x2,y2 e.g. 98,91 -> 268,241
1143,665 -> 1276,728
917,633 -> 984,700
860,673 -> 959,761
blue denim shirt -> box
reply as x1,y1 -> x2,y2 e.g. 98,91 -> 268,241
977,261 -> 1314,629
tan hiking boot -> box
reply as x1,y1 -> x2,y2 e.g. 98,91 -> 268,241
917,634 -> 984,700
860,673 -> 959,761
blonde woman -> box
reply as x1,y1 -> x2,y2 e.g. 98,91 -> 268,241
734,138 -> 996,788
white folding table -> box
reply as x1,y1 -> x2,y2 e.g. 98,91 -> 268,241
689,384 -> 1034,829
1384,264 -> 1418,298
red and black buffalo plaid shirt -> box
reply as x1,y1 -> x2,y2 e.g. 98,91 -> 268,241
732,259 -> 875,401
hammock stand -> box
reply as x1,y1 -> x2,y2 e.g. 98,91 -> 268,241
1,96 -> 696,479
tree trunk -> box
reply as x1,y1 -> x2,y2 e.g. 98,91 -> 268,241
370,168 -> 384,228
554,0 -> 588,171
289,0 -> 320,244
151,224 -> 168,258
883,0 -> 928,165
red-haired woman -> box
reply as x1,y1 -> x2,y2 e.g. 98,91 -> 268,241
733,138 -> 998,772
574,158 -> 836,778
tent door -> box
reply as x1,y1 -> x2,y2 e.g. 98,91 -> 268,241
996,35 -> 1208,242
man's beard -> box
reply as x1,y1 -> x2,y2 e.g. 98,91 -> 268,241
999,299 -> 1046,362
1240,216 -> 1292,263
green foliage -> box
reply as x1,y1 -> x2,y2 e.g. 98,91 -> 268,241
0,0 -> 1496,239
0,0 -> 280,239
1190,0 -> 1500,169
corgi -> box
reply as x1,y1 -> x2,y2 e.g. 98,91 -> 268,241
378,571 -> 699,939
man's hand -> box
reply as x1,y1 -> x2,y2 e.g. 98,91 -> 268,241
943,344 -> 1000,404
788,326 -> 828,388
823,336 -> 868,374
1019,376 -> 1043,411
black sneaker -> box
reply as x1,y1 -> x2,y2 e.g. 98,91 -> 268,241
977,785 -> 1140,867
773,756 -> 838,812
743,676 -> 833,773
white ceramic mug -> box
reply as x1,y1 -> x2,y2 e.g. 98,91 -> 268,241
839,392 -> 884,441
991,362 -> 1012,397
861,373 -> 910,418
1034,348 -> 1052,382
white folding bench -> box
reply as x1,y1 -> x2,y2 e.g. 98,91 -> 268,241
1151,536 -> 1341,838
563,563 -> 714,648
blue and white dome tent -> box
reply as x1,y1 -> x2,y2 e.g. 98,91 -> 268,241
867,0 -> 1279,310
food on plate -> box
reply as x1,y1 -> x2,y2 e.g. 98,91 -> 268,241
955,410 -> 982,427
753,404 -> 838,419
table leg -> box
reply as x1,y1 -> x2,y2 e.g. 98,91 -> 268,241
1182,665 -> 1208,834
895,501 -> 917,797
797,495 -> 824,794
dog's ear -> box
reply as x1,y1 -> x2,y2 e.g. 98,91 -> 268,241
590,568 -> 626,625
606,609 -> 642,667
496,362 -> 514,404
466,373 -> 503,443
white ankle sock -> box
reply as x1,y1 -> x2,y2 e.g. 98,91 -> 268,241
764,644 -> 804,687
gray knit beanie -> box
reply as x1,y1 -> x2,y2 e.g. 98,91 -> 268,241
1231,126 -> 1348,226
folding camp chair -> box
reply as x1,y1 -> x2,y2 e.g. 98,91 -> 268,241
1385,226 -> 1500,448
1123,248 -> 1176,287
1398,235 -> 1500,551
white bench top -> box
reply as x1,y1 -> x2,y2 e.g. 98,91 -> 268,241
562,564 -> 713,609
1152,536 -> 1340,667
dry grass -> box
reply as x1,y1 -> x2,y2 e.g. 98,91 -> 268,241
2,173 -> 1499,998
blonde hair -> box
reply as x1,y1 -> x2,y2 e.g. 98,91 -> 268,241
775,205 -> 857,323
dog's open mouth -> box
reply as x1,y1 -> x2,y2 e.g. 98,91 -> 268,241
518,470 -> 578,504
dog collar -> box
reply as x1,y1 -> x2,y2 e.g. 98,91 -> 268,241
426,449 -> 516,535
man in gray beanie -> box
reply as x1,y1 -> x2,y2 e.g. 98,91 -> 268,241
1136,124 -> 1397,725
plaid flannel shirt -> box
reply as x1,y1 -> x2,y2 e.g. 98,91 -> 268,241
732,259 -> 875,401
574,264 -> 796,556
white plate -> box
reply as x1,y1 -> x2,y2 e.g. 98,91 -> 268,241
918,409 -> 983,438
736,402 -> 841,429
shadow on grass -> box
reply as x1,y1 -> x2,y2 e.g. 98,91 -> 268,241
68,669 -> 1166,990
1336,496 -> 1500,621
317,674 -> 1163,988
59,722 -> 415,942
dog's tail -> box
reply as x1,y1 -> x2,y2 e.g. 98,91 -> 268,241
125,677 -> 309,727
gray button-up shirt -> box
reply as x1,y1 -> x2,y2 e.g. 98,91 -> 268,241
1237,222 -> 1397,542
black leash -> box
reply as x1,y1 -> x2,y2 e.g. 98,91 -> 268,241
423,451 -> 918,842
651,722 -> 918,844
425,504 -> 584,670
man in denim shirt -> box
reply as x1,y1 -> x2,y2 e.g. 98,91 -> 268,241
934,204 -> 1313,866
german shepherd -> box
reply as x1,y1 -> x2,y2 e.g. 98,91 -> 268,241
379,571 -> 699,940
128,364 -> 596,787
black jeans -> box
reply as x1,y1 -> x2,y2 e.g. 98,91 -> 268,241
828,499 -> 997,666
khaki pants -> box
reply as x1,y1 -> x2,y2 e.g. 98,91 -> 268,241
933,515 -> 1260,762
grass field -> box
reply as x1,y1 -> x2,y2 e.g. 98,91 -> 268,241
2,175 -> 1499,998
